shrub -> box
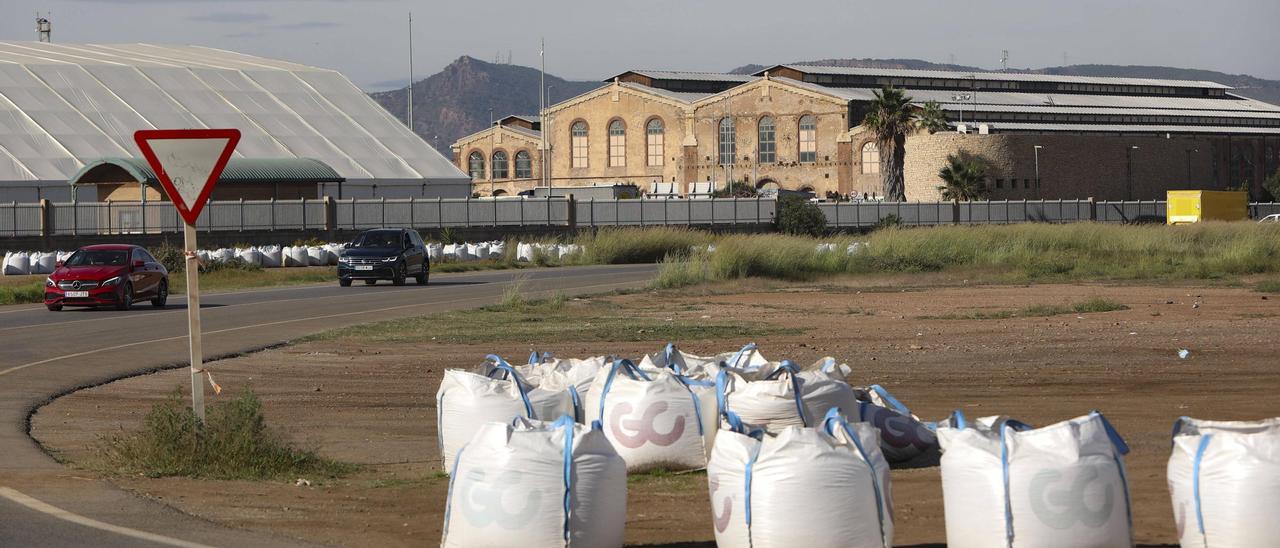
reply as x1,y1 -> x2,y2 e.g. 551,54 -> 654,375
712,181 -> 758,198
776,196 -> 827,237
151,244 -> 262,274
873,213 -> 903,231
96,388 -> 352,480
652,251 -> 712,289
292,237 -> 327,247
1264,169 -> 1280,202
576,227 -> 711,264
0,282 -> 44,305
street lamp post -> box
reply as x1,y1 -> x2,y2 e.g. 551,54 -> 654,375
952,93 -> 972,128
1125,145 -> 1140,201
1033,145 -> 1043,198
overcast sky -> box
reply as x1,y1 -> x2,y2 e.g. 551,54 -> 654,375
3,0 -> 1278,91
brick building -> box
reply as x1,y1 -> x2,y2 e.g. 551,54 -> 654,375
454,66 -> 1280,201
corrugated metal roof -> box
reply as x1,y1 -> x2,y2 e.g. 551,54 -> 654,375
935,103 -> 1280,120
762,64 -> 1231,89
0,41 -> 467,184
68,157 -> 345,185
983,122 -> 1280,135
901,89 -> 1280,112
613,70 -> 755,83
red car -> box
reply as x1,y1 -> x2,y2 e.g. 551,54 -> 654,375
44,244 -> 169,311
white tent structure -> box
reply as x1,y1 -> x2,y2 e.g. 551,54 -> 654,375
0,41 -> 469,201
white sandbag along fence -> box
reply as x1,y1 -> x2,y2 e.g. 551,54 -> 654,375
442,416 -> 627,548
585,358 -> 718,472
851,384 -> 940,464
714,358 -> 859,434
937,410 -> 1134,548
436,355 -> 581,472
1167,416 -> 1280,548
708,408 -> 893,548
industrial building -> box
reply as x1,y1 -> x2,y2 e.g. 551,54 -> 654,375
456,65 -> 1280,201
0,41 -> 469,203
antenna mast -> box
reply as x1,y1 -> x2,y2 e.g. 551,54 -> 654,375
540,38 -> 548,189
1001,50 -> 1009,72
407,12 -> 414,133
36,13 -> 51,43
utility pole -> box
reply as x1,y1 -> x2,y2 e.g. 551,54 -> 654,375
540,38 -> 548,190
406,12 -> 413,132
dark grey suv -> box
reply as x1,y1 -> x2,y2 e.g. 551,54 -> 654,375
337,228 -> 429,286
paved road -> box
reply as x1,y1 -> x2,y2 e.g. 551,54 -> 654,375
0,264 -> 658,547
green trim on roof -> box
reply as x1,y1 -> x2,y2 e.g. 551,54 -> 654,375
69,157 -> 345,185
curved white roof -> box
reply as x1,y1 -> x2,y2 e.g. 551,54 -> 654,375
0,41 -> 466,184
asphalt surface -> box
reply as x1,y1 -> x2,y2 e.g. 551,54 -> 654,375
0,264 -> 658,547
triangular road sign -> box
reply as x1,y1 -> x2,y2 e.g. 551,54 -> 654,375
134,129 -> 241,226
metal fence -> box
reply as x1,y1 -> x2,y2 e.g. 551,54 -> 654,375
4,198 -> 1280,237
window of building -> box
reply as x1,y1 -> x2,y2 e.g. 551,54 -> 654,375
995,179 -> 1003,189
799,115 -> 817,163
860,142 -> 880,174
718,117 -> 736,166
491,150 -> 508,179
757,116 -> 776,164
468,151 -> 485,180
514,150 -> 532,179
646,118 -> 664,166
571,121 -> 588,168
608,119 -> 626,167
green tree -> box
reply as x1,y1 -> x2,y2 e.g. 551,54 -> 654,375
937,153 -> 990,203
917,101 -> 949,134
713,181 -> 758,198
861,86 -> 918,202
776,196 -> 827,237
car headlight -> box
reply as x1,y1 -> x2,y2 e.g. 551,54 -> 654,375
382,256 -> 398,262
46,277 -> 54,287
338,256 -> 349,263
102,276 -> 121,287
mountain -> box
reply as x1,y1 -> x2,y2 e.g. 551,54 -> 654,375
370,56 -> 601,155
731,59 -> 1280,104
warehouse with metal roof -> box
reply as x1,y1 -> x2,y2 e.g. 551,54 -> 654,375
0,41 -> 469,202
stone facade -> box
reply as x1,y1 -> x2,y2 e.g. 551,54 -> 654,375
451,122 -> 544,196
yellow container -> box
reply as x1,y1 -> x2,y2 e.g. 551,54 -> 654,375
1166,190 -> 1248,225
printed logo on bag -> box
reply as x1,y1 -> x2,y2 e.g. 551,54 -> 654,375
709,474 -> 733,533
1027,466 -> 1115,530
609,401 -> 686,449
1174,500 -> 1187,539
459,469 -> 542,529
868,406 -> 935,451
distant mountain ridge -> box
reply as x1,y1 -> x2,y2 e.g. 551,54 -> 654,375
374,56 -> 1280,156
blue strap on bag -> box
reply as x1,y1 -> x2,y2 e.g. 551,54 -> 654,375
485,354 -> 535,419
821,408 -> 889,548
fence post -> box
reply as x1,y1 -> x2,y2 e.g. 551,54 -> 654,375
710,196 -> 715,225
437,197 -> 443,228
1088,197 -> 1097,221
72,197 -> 78,236
493,195 -> 498,227
38,199 -> 51,237
410,196 -> 416,228
106,200 -> 112,235
755,195 -> 761,224
302,198 -> 308,231
639,196 -> 644,226
567,194 -> 577,229
269,198 -> 276,231
238,198 -> 245,231
381,196 -> 387,228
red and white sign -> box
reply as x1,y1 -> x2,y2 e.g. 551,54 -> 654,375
133,129 -> 241,226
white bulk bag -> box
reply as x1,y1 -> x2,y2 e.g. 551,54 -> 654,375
852,384 -> 939,464
709,409 -> 893,548
847,242 -> 867,255
488,242 -> 505,259
212,248 -> 234,263
436,355 -> 579,472
196,250 -> 211,264
715,359 -> 858,433
56,250 -> 73,263
3,251 -> 30,275
816,243 -> 836,253
457,244 -> 476,261
1168,416 -> 1280,548
323,244 -> 342,265
474,243 -> 489,260
305,246 -> 326,266
285,246 -> 309,267
30,252 -> 56,274
639,342 -> 769,380
936,411 -> 1133,548
236,247 -> 262,266
540,243 -> 561,261
442,244 -> 458,260
516,243 -> 534,262
442,416 -> 626,548
526,354 -> 608,417
427,243 -> 443,261
259,245 -> 283,268
585,359 -> 717,471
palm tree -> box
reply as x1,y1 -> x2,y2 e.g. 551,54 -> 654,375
937,153 -> 989,203
917,101 -> 949,134
861,87 -> 917,201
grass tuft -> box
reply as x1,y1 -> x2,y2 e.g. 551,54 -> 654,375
1254,279 -> 1280,294
94,388 -> 353,480
0,281 -> 44,305
920,298 -> 1129,320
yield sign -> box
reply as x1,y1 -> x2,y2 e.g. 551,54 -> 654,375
134,129 -> 241,226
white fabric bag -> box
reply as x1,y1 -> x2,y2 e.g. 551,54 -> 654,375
427,242 -> 443,261
584,359 -> 717,471
442,416 -> 626,548
1168,416 -> 1280,548
436,355 -> 579,472
715,359 -> 858,434
29,252 -> 56,274
937,411 -> 1133,548
708,408 -> 893,548
259,245 -> 283,268
852,384 -> 939,464
516,243 -> 534,262
639,342 -> 770,380
3,251 -> 31,275
524,353 -> 607,420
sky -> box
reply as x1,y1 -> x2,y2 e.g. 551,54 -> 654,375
2,0 -> 1278,91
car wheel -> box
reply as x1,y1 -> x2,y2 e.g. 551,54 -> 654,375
339,278 -> 352,287
364,279 -> 377,285
46,304 -> 62,311
392,264 -> 406,286
415,268 -> 428,285
151,280 -> 168,308
115,283 -> 133,311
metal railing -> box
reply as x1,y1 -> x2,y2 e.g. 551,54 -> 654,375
3,198 -> 1280,237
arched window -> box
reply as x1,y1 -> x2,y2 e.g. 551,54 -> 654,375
608,120 -> 626,167
467,151 -> 485,180
646,118 -> 665,166
718,117 -> 736,166
757,116 -> 776,164
798,115 -> 817,163
860,142 -> 880,174
491,150 -> 509,179
571,121 -> 589,168
514,150 -> 532,179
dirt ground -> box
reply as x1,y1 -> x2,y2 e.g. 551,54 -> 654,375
32,274 -> 1280,547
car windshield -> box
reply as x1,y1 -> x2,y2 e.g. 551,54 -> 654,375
65,250 -> 127,267
353,231 -> 401,248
